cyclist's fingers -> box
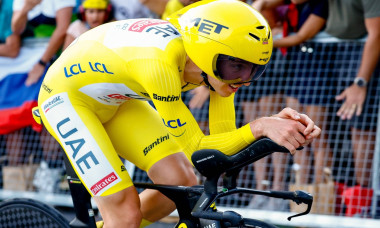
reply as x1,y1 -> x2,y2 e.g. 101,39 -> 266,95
285,142 -> 297,155
279,139 -> 296,154
271,133 -> 297,154
294,120 -> 307,136
293,123 -> 307,144
284,133 -> 303,154
303,138 -> 313,146
306,125 -> 321,140
277,121 -> 306,150
298,113 -> 314,135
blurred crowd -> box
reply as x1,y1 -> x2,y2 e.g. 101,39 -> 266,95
0,0 -> 379,219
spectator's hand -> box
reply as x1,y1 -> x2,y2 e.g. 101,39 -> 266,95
24,0 -> 42,12
189,86 -> 210,109
335,84 -> 366,120
25,63 -> 45,86
251,107 -> 321,154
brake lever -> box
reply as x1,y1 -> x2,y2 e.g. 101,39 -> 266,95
287,190 -> 313,221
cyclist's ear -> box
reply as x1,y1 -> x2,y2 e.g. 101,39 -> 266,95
32,106 -> 42,125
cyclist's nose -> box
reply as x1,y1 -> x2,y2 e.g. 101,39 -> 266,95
239,70 -> 253,82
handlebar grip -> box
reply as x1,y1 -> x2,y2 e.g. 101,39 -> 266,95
260,138 -> 290,153
192,137 -> 298,178
226,137 -> 291,169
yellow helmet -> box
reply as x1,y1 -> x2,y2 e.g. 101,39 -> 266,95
168,0 -> 272,84
83,0 -> 109,10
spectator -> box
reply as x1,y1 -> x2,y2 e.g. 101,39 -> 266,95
252,0 -> 285,36
12,0 -> 75,86
108,0 -> 158,21
326,0 -> 380,217
8,0 -> 76,191
277,0 -> 331,186
246,0 -> 330,211
276,0 -> 334,215
138,0 -> 169,18
0,0 -> 21,58
64,0 -> 114,50
0,0 -> 33,167
0,35 -> 20,58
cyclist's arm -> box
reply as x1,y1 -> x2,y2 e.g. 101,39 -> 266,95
208,90 -> 237,134
134,59 -> 255,157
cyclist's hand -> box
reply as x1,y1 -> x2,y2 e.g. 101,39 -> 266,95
273,107 -> 321,142
250,107 -> 321,154
250,116 -> 307,154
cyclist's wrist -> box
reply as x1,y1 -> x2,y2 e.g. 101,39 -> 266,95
250,118 -> 266,139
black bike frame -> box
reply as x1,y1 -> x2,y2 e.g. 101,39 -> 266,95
63,138 -> 313,228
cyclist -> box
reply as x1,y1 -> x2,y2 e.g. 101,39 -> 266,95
36,0 -> 321,227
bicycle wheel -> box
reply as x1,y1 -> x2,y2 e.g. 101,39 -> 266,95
0,198 -> 70,228
238,218 -> 279,228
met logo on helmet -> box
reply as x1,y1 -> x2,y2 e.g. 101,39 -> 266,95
190,18 -> 229,35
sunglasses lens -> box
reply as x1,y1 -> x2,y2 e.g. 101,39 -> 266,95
216,54 -> 267,84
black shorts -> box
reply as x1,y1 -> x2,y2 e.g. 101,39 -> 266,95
284,43 -> 337,106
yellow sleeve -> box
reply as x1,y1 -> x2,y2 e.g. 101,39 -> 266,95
199,124 -> 255,155
206,90 -> 256,155
208,90 -> 237,134
131,59 -> 256,158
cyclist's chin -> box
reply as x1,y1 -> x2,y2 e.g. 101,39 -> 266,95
216,86 -> 235,97
208,76 -> 236,97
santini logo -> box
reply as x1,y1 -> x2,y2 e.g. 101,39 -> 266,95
144,134 -> 169,155
153,93 -> 179,102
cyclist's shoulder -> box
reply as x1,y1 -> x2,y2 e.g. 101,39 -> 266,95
71,18 -> 183,60
99,18 -> 182,50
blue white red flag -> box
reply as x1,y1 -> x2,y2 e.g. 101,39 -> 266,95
0,42 -> 46,134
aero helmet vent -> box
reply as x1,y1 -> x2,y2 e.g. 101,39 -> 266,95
249,33 -> 260,41
256,26 -> 265,29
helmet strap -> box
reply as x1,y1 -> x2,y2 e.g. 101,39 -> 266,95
201,72 -> 215,91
